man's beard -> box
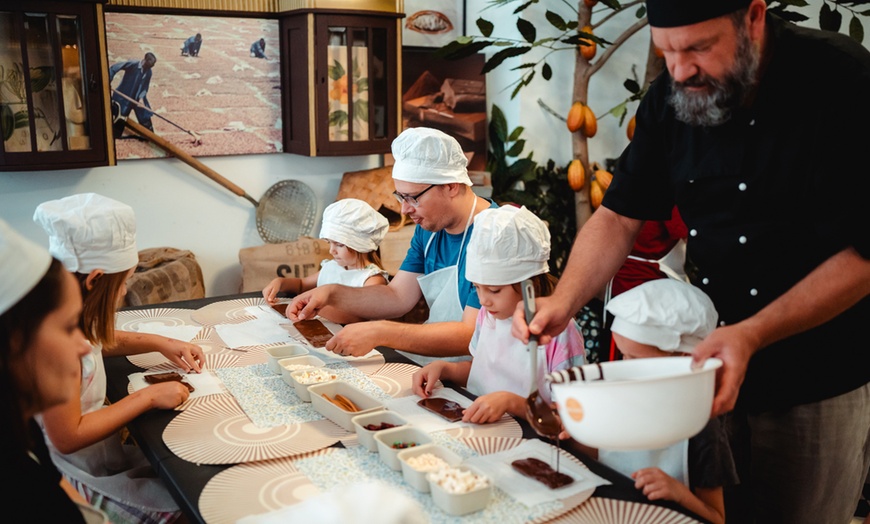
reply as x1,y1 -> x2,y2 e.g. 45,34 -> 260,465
668,26 -> 760,127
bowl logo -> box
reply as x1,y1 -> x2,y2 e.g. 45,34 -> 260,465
565,397 -> 584,422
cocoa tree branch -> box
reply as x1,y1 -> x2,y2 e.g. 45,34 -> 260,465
591,0 -> 645,31
589,17 -> 649,76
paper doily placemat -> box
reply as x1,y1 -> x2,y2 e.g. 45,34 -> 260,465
191,298 -> 264,326
127,353 -> 237,411
163,396 -> 346,465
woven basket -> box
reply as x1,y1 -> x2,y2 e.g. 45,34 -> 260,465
336,165 -> 407,230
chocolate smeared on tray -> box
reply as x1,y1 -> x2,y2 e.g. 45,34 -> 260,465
144,371 -> 195,392
511,457 -> 574,489
417,397 -> 464,422
293,319 -> 333,347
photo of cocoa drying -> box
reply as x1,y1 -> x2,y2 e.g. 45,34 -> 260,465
401,50 -> 487,172
105,12 -> 282,160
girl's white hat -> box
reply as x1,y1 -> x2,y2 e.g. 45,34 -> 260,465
391,127 -> 472,186
606,279 -> 718,353
319,198 -> 389,253
465,206 -> 550,285
0,219 -> 52,316
33,193 -> 138,274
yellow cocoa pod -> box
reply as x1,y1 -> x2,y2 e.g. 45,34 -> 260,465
627,114 -> 636,141
590,179 -> 604,209
566,102 -> 585,132
594,168 -> 613,191
580,26 -> 597,60
582,105 -> 597,138
567,159 -> 585,191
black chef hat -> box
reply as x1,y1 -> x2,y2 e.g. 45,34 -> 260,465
646,0 -> 751,28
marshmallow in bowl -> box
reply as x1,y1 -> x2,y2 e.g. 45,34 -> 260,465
292,368 -> 337,385
406,453 -> 450,473
427,466 -> 489,494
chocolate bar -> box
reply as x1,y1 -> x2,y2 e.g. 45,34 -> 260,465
511,457 -> 573,489
143,371 -> 195,392
294,319 -> 333,347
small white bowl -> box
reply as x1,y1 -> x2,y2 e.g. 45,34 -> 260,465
266,344 -> 309,374
351,411 -> 409,452
309,381 -> 385,431
397,443 -> 462,492
279,354 -> 326,387
373,425 -> 432,471
288,366 -> 338,401
428,465 -> 492,516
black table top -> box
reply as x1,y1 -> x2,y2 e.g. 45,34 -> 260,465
107,293 -> 706,524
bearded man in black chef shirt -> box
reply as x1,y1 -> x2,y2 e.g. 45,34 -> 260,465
512,1 -> 870,523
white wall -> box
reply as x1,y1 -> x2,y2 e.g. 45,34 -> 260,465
0,153 -> 379,296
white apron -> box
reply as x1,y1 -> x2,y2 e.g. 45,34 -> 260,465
44,343 -> 179,513
466,315 -> 546,398
404,200 -> 476,366
598,440 -> 690,486
317,260 -> 388,288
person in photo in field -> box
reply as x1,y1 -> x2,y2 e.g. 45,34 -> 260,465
181,33 -> 202,57
108,52 -> 157,138
250,38 -> 267,59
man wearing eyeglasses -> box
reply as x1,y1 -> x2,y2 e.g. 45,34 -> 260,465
286,127 -> 497,364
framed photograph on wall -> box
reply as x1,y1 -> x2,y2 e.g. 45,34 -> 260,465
403,0 -> 464,48
401,49 -> 486,173
104,12 -> 281,160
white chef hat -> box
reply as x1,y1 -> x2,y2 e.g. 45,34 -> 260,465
319,198 -> 389,253
0,218 -> 53,316
606,279 -> 718,353
391,127 -> 472,186
465,206 -> 550,285
33,193 -> 139,274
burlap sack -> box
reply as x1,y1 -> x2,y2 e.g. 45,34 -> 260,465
124,247 -> 205,306
239,236 -> 332,293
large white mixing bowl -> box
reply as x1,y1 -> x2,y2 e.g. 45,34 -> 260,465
549,356 -> 722,450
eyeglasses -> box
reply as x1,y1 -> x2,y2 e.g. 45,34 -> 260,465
392,184 -> 436,207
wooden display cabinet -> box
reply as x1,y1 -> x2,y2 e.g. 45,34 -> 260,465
281,3 -> 402,156
0,0 -> 112,171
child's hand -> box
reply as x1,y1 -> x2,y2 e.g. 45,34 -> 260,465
144,382 -> 191,410
631,467 -> 691,504
262,278 -> 284,304
157,339 -> 204,373
412,362 -> 447,398
462,392 -> 520,424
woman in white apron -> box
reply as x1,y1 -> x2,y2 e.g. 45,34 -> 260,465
34,193 -> 204,524
596,279 -> 737,524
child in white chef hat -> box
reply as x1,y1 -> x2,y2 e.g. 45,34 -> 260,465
33,192 -> 204,524
262,198 -> 390,324
413,205 -> 587,424
595,278 -> 737,524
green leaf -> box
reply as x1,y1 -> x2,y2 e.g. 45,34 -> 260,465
482,46 -> 532,74
545,10 -> 567,31
819,3 -> 843,32
506,138 -> 526,157
0,103 -> 13,141
600,0 -> 622,10
357,77 -> 369,92
517,18 -> 536,43
635,5 -> 646,18
435,39 -> 493,60
328,110 -> 348,126
490,104 -> 508,142
624,78 -> 640,94
510,63 -> 537,70
457,35 -> 474,44
476,18 -> 494,37
542,62 -> 552,80
328,60 -> 345,81
354,100 -> 369,122
850,15 -> 864,43
777,0 -> 809,6
512,0 -> 538,15
508,157 -> 536,179
608,101 -> 628,118
510,81 -> 524,100
508,125 -> 524,141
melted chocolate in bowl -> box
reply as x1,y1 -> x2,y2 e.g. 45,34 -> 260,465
512,457 -> 574,489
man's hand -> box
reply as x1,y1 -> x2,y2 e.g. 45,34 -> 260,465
324,322 -> 379,357
286,286 -> 333,321
691,323 -> 759,416
511,295 -> 574,347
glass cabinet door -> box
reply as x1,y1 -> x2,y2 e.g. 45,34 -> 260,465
1,2 -> 107,170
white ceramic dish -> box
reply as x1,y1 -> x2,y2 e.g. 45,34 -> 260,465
351,410 -> 409,452
550,356 -> 722,450
288,366 -> 338,401
308,381 -> 385,431
373,425 -> 432,471
397,443 -> 462,492
266,344 -> 309,374
278,354 -> 326,389
427,464 -> 492,516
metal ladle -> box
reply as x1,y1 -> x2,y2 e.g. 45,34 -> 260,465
522,280 -> 563,439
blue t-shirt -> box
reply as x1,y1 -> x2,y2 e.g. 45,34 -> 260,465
399,199 -> 498,310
